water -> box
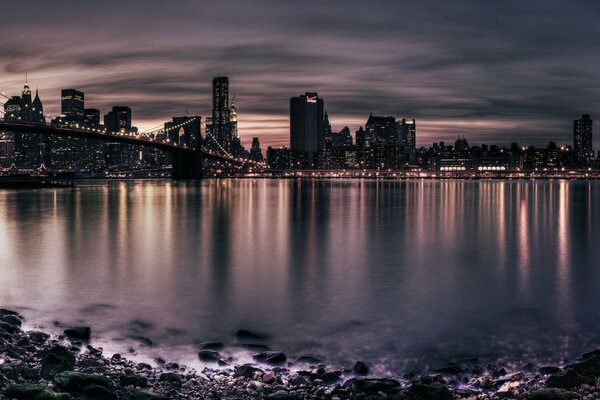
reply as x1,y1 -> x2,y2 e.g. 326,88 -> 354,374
1,179 -> 599,376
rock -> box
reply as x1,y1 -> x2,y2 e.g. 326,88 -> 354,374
2,314 -> 23,326
527,388 -> 581,400
581,349 -> 600,360
29,331 -> 50,344
540,366 -> 563,375
198,349 -> 221,362
498,381 -> 521,393
267,390 -> 296,400
234,364 -> 263,378
262,371 -> 276,383
289,374 -> 311,386
54,371 -> 114,393
18,365 -> 40,381
200,341 -> 224,350
295,355 -> 322,364
353,378 -> 401,394
546,368 -> 595,389
321,371 -> 342,385
133,336 -> 153,346
41,345 -> 76,377
0,327 -> 12,339
0,320 -> 19,334
253,351 -> 287,365
137,362 -> 152,370
64,326 -> 91,340
565,354 -> 600,377
4,383 -> 72,400
407,383 -> 453,400
236,329 -> 268,340
120,374 -> 148,387
130,388 -> 169,400
159,372 -> 182,386
241,343 -> 272,351
353,361 -> 369,375
0,308 -> 19,318
82,383 -> 117,400
434,365 -> 465,375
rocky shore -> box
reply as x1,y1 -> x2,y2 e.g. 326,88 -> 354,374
1,309 -> 600,400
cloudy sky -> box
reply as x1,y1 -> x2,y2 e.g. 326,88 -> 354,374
1,0 -> 600,149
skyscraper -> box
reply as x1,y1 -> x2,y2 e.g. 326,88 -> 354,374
399,118 -> 416,152
574,114 -> 593,166
104,106 -> 132,166
290,92 -> 324,166
250,137 -> 263,162
210,77 -> 231,152
61,89 -> 85,121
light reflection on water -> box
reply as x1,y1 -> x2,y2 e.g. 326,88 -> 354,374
0,179 -> 599,375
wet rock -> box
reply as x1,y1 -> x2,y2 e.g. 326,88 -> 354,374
234,364 -> 263,378
353,378 -> 401,394
130,388 -> 169,400
581,349 -> 600,360
133,336 -> 153,346
295,355 -> 322,364
18,365 -> 40,381
267,390 -> 296,400
546,368 -> 594,389
0,308 -> 19,318
236,329 -> 269,340
0,327 -> 12,339
63,326 -> 91,340
0,321 -> 20,334
2,314 -> 23,326
120,374 -> 148,388
137,362 -> 152,370
253,351 -> 287,365
82,383 -> 117,400
159,372 -> 182,386
262,371 -> 276,384
353,361 -> 370,375
540,366 -> 562,375
4,383 -> 72,400
527,388 -> 581,400
321,371 -> 342,385
241,343 -> 272,351
565,354 -> 600,377
198,349 -> 221,362
200,341 -> 224,350
41,345 -> 76,377
54,371 -> 114,393
289,374 -> 311,386
407,382 -> 453,400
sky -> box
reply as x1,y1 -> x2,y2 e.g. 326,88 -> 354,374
1,0 -> 600,150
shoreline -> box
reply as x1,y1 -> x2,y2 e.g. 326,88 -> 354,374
1,309 -> 599,399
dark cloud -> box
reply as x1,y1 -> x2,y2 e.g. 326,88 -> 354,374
1,0 -> 600,149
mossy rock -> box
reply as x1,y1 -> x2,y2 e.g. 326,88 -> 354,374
4,383 -> 72,400
54,371 -> 114,393
131,388 -> 170,400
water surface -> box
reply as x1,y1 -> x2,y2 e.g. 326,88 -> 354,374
1,179 -> 599,375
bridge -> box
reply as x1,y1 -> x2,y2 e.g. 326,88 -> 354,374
0,120 -> 261,179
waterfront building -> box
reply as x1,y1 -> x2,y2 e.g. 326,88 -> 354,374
250,137 -> 264,162
290,92 -> 324,167
574,114 -> 593,166
398,118 -> 416,152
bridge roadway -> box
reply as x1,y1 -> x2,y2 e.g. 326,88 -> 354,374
0,121 -> 242,179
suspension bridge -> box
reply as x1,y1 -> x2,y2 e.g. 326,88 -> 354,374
0,96 -> 263,179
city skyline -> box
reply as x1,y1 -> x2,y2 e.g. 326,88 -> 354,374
2,1 -> 600,150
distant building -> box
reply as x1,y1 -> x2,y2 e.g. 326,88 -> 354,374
398,118 -> 416,151
208,77 -> 231,153
290,92 -> 324,166
574,114 -> 593,166
267,146 -> 291,169
84,108 -> 101,125
61,89 -> 85,122
104,106 -> 134,166
250,137 -> 263,162
365,113 -> 397,145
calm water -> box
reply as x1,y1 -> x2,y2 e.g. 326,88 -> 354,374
1,179 -> 599,375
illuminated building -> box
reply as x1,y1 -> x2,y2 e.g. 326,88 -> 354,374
290,92 -> 324,166
574,114 -> 593,166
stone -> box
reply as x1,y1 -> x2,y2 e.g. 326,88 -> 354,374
4,383 -> 72,400
234,364 -> 263,378
198,349 -> 221,362
0,321 -> 19,334
353,361 -> 369,375
565,354 -> 600,377
41,345 -> 76,377
540,366 -> 563,375
236,329 -> 268,340
0,308 -> 19,318
527,388 -> 582,400
54,371 -> 114,393
353,378 -> 402,394
130,388 -> 169,400
82,383 -> 117,400
120,374 -> 148,387
262,371 -> 276,383
295,355 -> 322,364
200,341 -> 224,350
159,372 -> 182,386
407,382 -> 453,400
321,371 -> 342,385
64,326 -> 91,340
253,351 -> 287,365
546,369 -> 595,389
2,314 -> 23,326
266,390 -> 296,400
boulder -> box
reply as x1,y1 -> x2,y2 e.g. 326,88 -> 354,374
41,346 -> 76,377
253,351 -> 287,365
158,372 -> 182,386
54,371 -> 114,393
64,326 -> 91,340
200,341 -> 224,350
82,383 -> 117,400
2,314 -> 23,326
353,378 -> 401,394
236,329 -> 268,340
130,388 -> 169,400
546,369 -> 594,389
4,383 -> 72,400
198,349 -> 221,362
353,361 -> 369,375
234,364 -> 263,378
407,383 -> 453,400
120,374 -> 148,387
565,354 -> 600,377
527,388 -> 581,400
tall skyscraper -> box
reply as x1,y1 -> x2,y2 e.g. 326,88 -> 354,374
290,92 -> 324,166
399,118 -> 416,152
365,113 -> 396,144
104,106 -> 132,166
250,137 -> 263,162
210,77 -> 231,152
61,89 -> 85,121
574,114 -> 593,166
